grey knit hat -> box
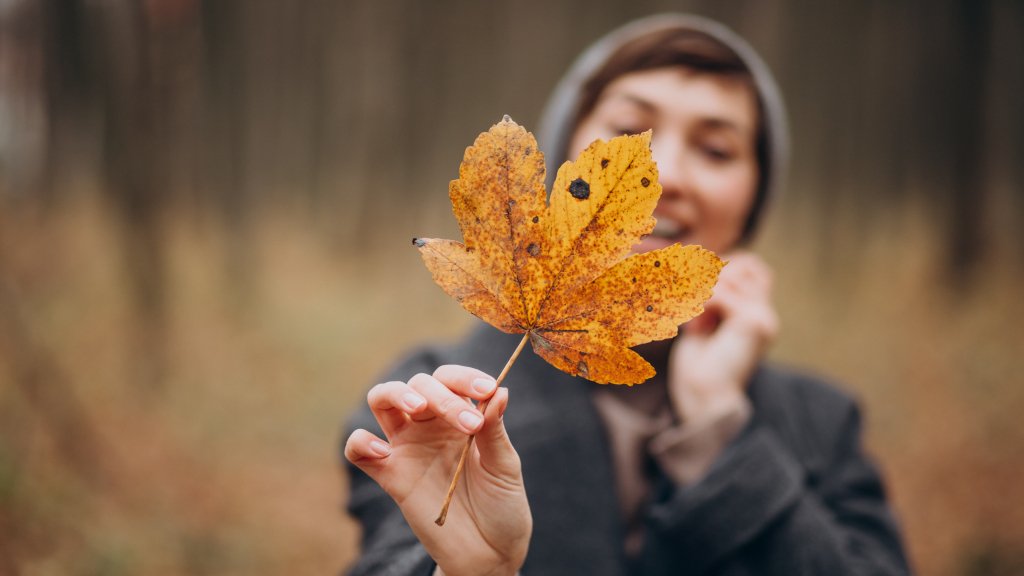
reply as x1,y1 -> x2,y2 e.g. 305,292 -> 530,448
536,14 -> 789,243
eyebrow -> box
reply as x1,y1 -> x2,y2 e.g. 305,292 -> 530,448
603,91 -> 749,135
602,91 -> 658,113
698,117 -> 747,135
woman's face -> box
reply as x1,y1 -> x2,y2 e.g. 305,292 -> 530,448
568,66 -> 759,255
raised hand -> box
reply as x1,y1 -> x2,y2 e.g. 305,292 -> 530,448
668,251 -> 779,425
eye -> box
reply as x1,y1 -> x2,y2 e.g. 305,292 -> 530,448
610,125 -> 648,137
701,145 -> 735,163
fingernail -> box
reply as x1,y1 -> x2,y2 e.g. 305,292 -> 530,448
471,378 -> 496,396
370,440 -> 391,457
402,393 -> 425,411
458,410 -> 483,431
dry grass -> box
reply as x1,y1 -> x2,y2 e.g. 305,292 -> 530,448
0,190 -> 1022,575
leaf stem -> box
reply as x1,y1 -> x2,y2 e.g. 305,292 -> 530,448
435,332 -> 530,526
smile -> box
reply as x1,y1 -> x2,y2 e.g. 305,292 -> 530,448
651,217 -> 690,242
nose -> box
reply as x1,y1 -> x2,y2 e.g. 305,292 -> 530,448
650,135 -> 689,200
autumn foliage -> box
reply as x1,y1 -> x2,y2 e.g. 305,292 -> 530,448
415,116 -> 723,384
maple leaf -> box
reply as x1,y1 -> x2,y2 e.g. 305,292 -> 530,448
415,116 -> 724,385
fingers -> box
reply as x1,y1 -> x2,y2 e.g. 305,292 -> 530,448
344,428 -> 392,467
717,251 -> 774,298
432,365 -> 499,401
689,252 -> 778,340
474,387 -> 522,478
367,381 -> 427,438
364,365 -> 498,439
402,365 -> 497,434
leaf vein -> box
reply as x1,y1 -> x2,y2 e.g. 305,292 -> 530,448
535,154 -> 638,323
425,243 -> 524,330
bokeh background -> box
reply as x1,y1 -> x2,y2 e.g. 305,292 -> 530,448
1,0 -> 1022,574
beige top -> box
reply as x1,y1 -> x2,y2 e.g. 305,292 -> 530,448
591,377 -> 752,557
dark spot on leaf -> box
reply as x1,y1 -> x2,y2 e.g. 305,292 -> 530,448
601,158 -> 609,168
526,243 -> 540,256
641,177 -> 651,187
631,277 -> 636,283
654,260 -> 661,267
532,216 -> 539,223
576,360 -> 589,378
508,199 -> 516,207
524,146 -> 532,156
532,336 -> 554,353
646,305 -> 653,312
569,178 -> 590,200
412,238 -> 425,247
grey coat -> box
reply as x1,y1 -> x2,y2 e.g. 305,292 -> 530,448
343,325 -> 911,575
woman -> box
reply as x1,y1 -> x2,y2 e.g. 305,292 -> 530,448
343,14 -> 910,576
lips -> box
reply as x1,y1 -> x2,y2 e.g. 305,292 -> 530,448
635,217 -> 692,253
650,217 -> 691,242
652,217 -> 681,238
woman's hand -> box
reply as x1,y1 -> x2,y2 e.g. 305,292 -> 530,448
344,365 -> 532,576
668,251 -> 779,425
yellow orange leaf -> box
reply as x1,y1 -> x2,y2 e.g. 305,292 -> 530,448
415,116 -> 724,384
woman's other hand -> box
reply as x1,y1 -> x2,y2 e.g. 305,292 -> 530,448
668,251 -> 779,425
344,365 -> 532,576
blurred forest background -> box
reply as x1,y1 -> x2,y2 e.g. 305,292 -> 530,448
1,0 -> 1022,575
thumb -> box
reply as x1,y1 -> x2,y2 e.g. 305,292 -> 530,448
474,387 -> 522,480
